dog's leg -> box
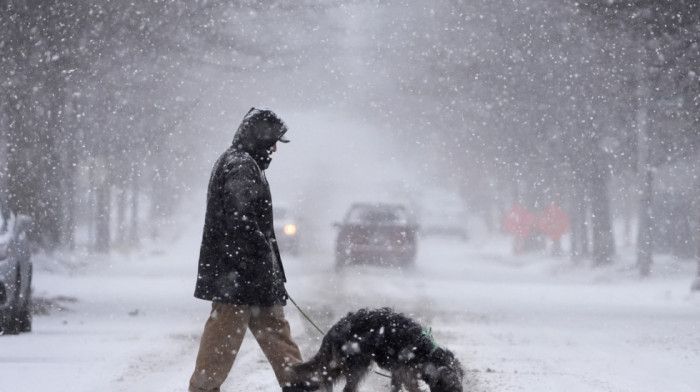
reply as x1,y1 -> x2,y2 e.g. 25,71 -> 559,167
404,378 -> 423,392
317,382 -> 333,392
390,373 -> 402,392
392,367 -> 424,392
340,361 -> 371,392
341,371 -> 364,392
391,368 -> 417,392
315,369 -> 339,392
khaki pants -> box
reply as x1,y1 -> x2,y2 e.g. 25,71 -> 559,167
189,303 -> 303,392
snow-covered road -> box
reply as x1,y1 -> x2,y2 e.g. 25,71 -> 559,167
1,225 -> 698,392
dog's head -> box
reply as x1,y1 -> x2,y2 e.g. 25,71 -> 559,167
422,349 -> 464,392
428,366 -> 463,392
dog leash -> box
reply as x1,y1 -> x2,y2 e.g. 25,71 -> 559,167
287,292 -> 326,335
286,291 -> 392,380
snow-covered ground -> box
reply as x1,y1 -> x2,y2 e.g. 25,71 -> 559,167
1,218 -> 699,392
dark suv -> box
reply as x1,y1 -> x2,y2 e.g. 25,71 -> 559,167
0,199 -> 33,334
334,202 -> 418,268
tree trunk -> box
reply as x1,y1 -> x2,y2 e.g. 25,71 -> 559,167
59,162 -> 76,250
636,168 -> 654,277
5,95 -> 31,214
149,161 -> 175,240
589,168 -> 615,265
116,187 -> 127,245
35,74 -> 65,249
569,177 -> 589,262
691,183 -> 700,291
95,182 -> 111,254
692,239 -> 700,291
56,97 -> 79,251
58,100 -> 80,251
129,168 -> 140,246
634,46 -> 654,277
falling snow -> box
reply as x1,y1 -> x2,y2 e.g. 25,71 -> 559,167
1,1 -> 699,391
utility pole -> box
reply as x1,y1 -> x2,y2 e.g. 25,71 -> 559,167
634,38 -> 654,277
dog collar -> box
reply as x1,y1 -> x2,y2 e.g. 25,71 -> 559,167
422,327 -> 439,353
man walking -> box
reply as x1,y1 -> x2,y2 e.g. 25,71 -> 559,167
189,108 -> 313,392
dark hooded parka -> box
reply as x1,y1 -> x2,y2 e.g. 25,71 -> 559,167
194,108 -> 290,306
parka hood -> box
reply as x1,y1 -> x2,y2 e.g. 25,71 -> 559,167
231,108 -> 289,170
232,107 -> 289,152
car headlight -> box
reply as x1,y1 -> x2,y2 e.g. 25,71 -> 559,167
283,224 -> 297,236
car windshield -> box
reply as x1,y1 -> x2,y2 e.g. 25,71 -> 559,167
347,205 -> 409,224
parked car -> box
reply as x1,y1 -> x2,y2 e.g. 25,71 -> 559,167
418,190 -> 469,240
274,204 -> 301,255
0,199 -> 33,334
334,202 -> 418,268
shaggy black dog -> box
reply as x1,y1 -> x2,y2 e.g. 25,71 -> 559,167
291,308 -> 464,392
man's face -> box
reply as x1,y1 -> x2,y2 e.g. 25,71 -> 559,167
253,142 -> 277,171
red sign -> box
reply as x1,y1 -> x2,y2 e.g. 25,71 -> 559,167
537,203 -> 570,241
503,205 -> 535,238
